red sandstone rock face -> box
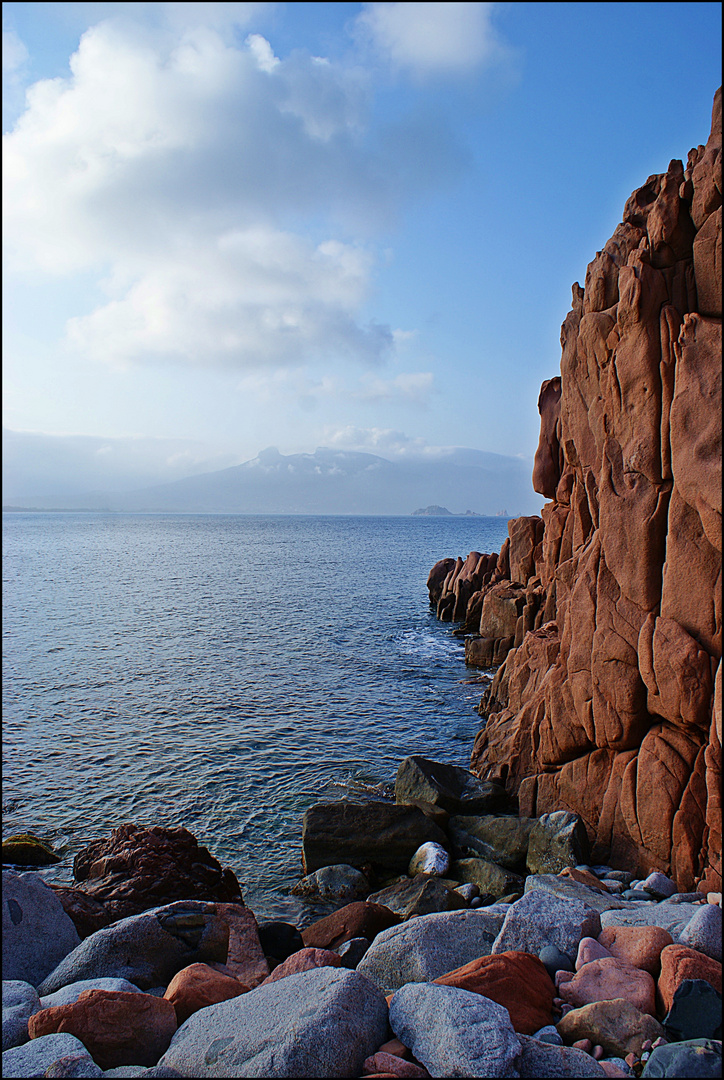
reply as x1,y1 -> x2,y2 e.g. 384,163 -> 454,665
441,88 -> 722,892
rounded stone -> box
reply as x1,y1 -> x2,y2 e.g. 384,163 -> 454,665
539,945 -> 575,979
679,904 -> 722,962
408,842 -> 450,877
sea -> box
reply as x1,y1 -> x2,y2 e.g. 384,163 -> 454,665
2,512 -> 510,923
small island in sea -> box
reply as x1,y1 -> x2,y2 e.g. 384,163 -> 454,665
412,505 -> 481,517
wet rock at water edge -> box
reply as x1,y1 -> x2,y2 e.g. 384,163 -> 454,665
447,814 -> 535,870
291,864 -> 371,902
2,871 -> 81,987
301,801 -> 447,876
301,901 -> 401,950
2,834 -> 61,867
256,921 -> 304,964
366,874 -> 467,919
394,756 -> 506,815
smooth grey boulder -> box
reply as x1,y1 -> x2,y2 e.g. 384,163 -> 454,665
408,841 -> 450,877
523,873 -> 629,914
389,983 -> 520,1078
526,812 -> 589,875
641,1038 -> 722,1077
301,800 -> 447,876
641,872 -> 677,899
40,977 -> 144,1010
2,980 -> 41,1050
516,1034 -> 606,1077
492,888 -> 600,959
599,902 -> 703,943
395,756 -> 505,815
448,815 -> 535,870
291,864 -> 370,901
451,858 -> 524,900
2,872 -> 81,988
37,900 -> 229,995
158,966 -> 388,1078
679,903 -> 722,962
2,1033 -> 93,1078
357,908 -> 505,992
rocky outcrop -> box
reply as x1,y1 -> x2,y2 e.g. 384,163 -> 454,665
434,89 -> 722,895
49,824 -> 243,937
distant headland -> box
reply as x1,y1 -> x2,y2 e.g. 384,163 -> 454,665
412,506 -> 482,517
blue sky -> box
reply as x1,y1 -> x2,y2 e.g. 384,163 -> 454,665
3,2 -> 722,490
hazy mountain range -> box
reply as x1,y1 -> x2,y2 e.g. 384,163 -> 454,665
3,431 -> 542,516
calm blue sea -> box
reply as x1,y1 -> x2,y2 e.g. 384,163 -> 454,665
2,512 -> 509,921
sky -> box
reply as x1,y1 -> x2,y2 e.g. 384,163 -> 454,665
3,2 -> 722,495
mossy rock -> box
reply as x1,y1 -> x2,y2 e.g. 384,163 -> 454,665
2,833 -> 61,866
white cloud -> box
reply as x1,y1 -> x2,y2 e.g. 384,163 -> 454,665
2,27 -> 28,73
5,19 -> 456,371
352,371 -> 434,404
355,2 -> 506,77
324,425 -> 441,458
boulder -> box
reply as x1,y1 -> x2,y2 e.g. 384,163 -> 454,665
558,957 -> 657,1015
394,757 -> 505,815
366,875 -> 467,919
2,835 -> 60,867
256,921 -> 303,964
158,966 -> 389,1078
37,900 -> 229,995
54,825 -> 242,935
599,903 -> 703,942
301,902 -> 401,951
523,874 -> 629,914
598,925 -> 673,976
28,989 -> 177,1071
40,978 -> 143,1010
447,815 -> 534,870
663,978 -> 722,1042
432,950 -> 555,1034
336,937 -> 371,969
516,1034 -> 607,1077
388,983 -> 521,1079
260,947 -> 340,984
208,902 -> 270,987
539,945 -> 575,979
657,944 -> 722,1013
362,1050 -> 430,1077
2,872 -> 81,988
2,980 -> 40,1050
408,842 -> 450,878
450,858 -> 524,900
492,888 -> 601,959
679,904 -> 722,962
302,801 -> 447,876
526,812 -> 590,875
2,1033 -> 95,1078
163,963 -> 248,1024
575,937 -> 612,968
43,1053 -> 105,1076
641,1038 -> 722,1078
291,864 -> 370,902
557,998 -> 664,1057
356,908 -> 505,992
641,873 -> 678,900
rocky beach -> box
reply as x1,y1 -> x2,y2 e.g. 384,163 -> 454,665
3,86 -> 722,1080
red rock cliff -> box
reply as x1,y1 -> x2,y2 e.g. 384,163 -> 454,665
464,88 -> 721,893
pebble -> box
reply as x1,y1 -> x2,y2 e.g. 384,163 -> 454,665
573,1039 -> 593,1052
621,890 -> 656,902
640,872 -> 677,900
593,1044 -> 604,1059
707,892 -> 721,906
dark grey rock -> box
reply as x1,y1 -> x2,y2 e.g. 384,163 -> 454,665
447,815 -> 535,870
291,864 -> 370,902
622,890 -> 657,902
2,980 -> 41,1050
538,946 -> 575,979
666,892 -> 708,904
257,921 -> 304,963
2,1033 -> 92,1078
367,874 -> 466,919
679,904 -> 722,962
602,871 -> 635,885
663,979 -> 722,1043
526,812 -> 589,876
454,883 -> 480,902
357,908 -> 506,992
395,756 -> 505,815
389,983 -> 521,1078
516,1034 -> 606,1076
641,1038 -> 722,1077
37,901 -> 229,995
2,872 -> 81,988
641,873 -> 677,900
335,937 -> 370,968
492,888 -> 600,958
531,1025 -> 563,1045
591,866 -> 614,877
450,858 -> 524,900
301,800 -> 448,876
158,966 -> 388,1077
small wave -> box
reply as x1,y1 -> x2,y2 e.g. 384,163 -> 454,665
396,629 -> 463,660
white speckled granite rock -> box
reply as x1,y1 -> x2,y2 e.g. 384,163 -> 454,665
2,873 -> 81,988
492,889 -> 600,958
2,1033 -> 93,1078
